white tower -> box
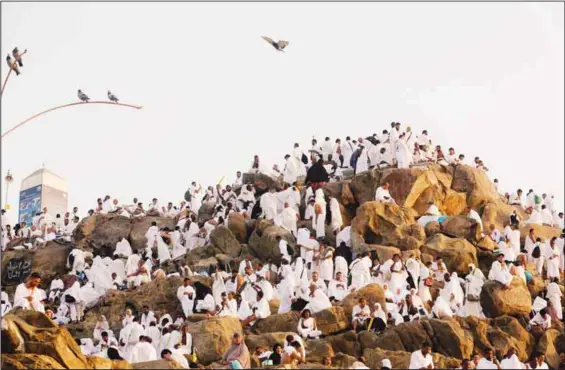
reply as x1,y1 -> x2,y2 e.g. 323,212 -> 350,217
18,168 -> 68,226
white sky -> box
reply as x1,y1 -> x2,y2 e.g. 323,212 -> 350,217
1,2 -> 564,224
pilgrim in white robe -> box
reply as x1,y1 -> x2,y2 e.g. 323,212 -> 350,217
114,239 -> 132,258
432,296 -> 453,319
257,279 -> 274,302
260,192 -> 278,221
349,258 -> 371,290
329,198 -> 343,232
334,255 -> 348,279
48,278 -> 64,301
375,186 -> 394,203
489,261 -> 513,288
276,277 -> 295,314
319,248 -> 334,282
546,244 -> 560,280
388,260 -> 407,294
237,298 -> 254,321
351,304 -> 371,326
283,157 -> 300,185
177,285 -> 195,317
304,288 -> 332,313
477,357 -> 500,370
312,190 -> 327,240
146,325 -> 161,350
525,209 -> 543,226
298,316 -> 322,339
328,278 -> 348,301
547,281 -> 562,320
440,272 -> 464,307
395,138 -> 412,169
336,226 -> 351,247
241,273 -> 258,304
251,298 -> 271,323
63,281 -> 85,322
1,290 -> 12,316
130,341 -> 157,363
212,270 -> 229,306
13,283 -> 45,312
356,148 -> 370,173
275,206 -> 298,237
341,140 -> 356,168
500,354 -> 523,370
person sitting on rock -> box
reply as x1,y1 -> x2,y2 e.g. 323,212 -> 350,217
297,308 -> 322,339
241,290 -> 270,328
528,308 -> 552,332
352,297 -> 371,332
409,342 -> 434,370
375,182 -> 395,204
488,253 -> 514,289
221,333 -> 251,369
476,348 -> 501,369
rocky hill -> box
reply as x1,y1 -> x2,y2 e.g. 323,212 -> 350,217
2,163 -> 564,369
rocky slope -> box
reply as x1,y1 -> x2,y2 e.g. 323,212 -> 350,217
2,163 -> 564,369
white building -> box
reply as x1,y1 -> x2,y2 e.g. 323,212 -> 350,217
19,168 -> 68,226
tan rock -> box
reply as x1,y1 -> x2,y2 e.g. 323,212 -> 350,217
440,215 -> 482,241
535,329 -> 565,369
241,172 -> 283,196
245,332 -> 296,352
421,234 -> 478,275
248,225 -> 295,265
227,213 -> 249,243
451,164 -> 499,208
1,354 -> 65,369
185,316 -> 243,365
87,356 -> 133,369
133,359 -> 184,369
313,306 -> 349,335
480,278 -> 532,318
209,226 -> 242,258
341,284 -> 387,321
253,312 -> 299,335
2,311 -> 90,369
367,245 -> 401,263
129,216 -> 176,251
424,221 -> 441,237
519,224 -> 561,244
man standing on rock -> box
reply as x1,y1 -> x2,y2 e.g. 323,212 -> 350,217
177,278 -> 195,318
13,272 -> 45,312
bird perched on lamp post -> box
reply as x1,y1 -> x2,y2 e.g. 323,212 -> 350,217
6,55 -> 20,76
107,91 -> 119,103
261,36 -> 289,52
77,89 -> 90,102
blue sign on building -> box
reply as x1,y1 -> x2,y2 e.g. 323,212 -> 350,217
19,185 -> 42,226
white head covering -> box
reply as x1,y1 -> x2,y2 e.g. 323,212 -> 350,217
381,359 -> 392,368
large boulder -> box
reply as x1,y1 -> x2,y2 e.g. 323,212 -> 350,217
245,332 -> 296,352
324,331 -> 362,359
421,234 -> 478,276
185,316 -> 243,365
360,319 -> 472,360
209,226 -> 242,258
349,168 -> 381,205
313,306 -> 349,335
341,284 -> 386,321
253,312 -> 299,335
440,215 -> 482,241
363,347 -> 461,370
129,216 -> 175,251
241,172 -> 282,197
480,278 -> 532,318
87,356 -> 133,369
227,212 -> 249,243
1,311 -> 90,369
451,164 -> 500,208
248,225 -> 295,265
350,201 -> 421,254
1,242 -> 71,291
197,201 -> 216,224
91,215 -> 133,252
535,329 -> 565,369
380,165 -> 466,216
481,201 -> 525,231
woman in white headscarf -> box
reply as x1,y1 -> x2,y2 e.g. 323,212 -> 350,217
369,302 -> 387,333
297,308 -> 322,339
465,264 -> 485,318
312,189 -> 327,240
122,309 -> 134,327
93,315 -> 110,342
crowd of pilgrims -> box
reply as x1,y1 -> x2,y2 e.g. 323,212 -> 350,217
1,122 -> 564,369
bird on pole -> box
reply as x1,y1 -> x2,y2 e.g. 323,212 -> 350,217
12,47 -> 25,67
77,89 -> 90,102
261,36 -> 289,52
107,90 -> 119,103
6,55 -> 20,76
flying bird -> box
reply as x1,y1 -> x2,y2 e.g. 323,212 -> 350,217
261,36 -> 289,52
77,89 -> 90,102
12,47 -> 24,67
107,90 -> 119,103
6,55 -> 20,76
